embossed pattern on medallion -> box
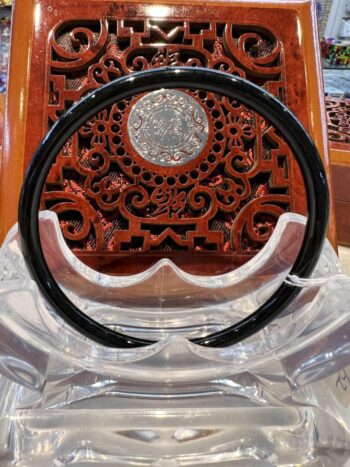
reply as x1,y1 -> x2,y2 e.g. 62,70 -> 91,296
128,90 -> 209,166
43,18 -> 300,273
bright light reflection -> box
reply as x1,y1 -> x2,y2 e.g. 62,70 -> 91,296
296,18 -> 302,47
146,5 -> 170,18
34,4 -> 41,29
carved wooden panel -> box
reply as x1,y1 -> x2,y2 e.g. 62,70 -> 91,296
2,1 -> 335,268
0,0 -> 332,275
326,97 -> 350,150
326,97 -> 350,246
39,13 -> 307,275
332,164 -> 350,246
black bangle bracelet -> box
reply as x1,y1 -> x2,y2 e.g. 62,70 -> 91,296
18,66 -> 329,348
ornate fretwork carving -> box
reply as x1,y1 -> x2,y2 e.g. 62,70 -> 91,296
325,97 -> 350,146
43,17 -> 300,273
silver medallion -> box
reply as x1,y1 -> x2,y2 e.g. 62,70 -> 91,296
127,89 -> 209,167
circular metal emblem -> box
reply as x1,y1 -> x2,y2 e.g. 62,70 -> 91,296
127,89 -> 209,167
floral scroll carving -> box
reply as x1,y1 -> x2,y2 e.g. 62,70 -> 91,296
44,17 -> 300,273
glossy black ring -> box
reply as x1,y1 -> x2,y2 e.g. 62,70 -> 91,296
18,66 -> 329,348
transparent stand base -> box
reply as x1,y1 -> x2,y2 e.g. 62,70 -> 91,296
0,213 -> 349,465
1,408 -> 349,466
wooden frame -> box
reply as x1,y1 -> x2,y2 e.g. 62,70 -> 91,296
0,0 -> 337,274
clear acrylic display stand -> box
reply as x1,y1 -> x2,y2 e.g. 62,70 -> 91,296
1,67 -> 349,465
0,211 -> 349,465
